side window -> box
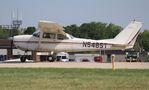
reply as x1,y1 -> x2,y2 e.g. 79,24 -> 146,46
57,34 -> 68,40
43,33 -> 55,39
33,32 -> 40,37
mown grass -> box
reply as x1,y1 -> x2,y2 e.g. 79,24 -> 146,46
0,68 -> 149,90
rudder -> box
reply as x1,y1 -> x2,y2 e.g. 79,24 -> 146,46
113,20 -> 142,46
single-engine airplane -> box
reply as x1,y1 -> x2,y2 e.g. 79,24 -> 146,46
13,20 -> 142,62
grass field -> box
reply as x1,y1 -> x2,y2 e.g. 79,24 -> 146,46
0,68 -> 149,90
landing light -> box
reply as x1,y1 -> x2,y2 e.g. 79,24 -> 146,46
51,51 -> 54,55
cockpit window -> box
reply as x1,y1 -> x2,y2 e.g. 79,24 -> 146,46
33,30 -> 40,37
57,34 -> 68,40
66,33 -> 76,39
43,33 -> 55,39
69,35 -> 75,39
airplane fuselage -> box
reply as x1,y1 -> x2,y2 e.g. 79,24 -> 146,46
13,34 -> 125,53
13,20 -> 142,53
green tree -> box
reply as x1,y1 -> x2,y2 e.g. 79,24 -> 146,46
64,24 -> 80,38
79,23 -> 92,39
64,21 -> 122,40
138,30 -> 149,51
11,29 -> 19,36
134,40 -> 141,51
24,27 -> 36,35
0,28 -> 10,38
105,23 -> 122,38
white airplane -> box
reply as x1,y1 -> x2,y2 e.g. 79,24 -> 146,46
13,20 -> 142,62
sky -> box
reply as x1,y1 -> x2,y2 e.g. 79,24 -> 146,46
0,0 -> 149,30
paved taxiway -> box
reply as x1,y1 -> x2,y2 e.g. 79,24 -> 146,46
0,59 -> 149,69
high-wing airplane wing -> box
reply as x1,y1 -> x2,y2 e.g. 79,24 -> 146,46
38,20 -> 66,35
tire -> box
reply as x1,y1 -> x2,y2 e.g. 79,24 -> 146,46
47,55 -> 55,62
20,56 -> 26,62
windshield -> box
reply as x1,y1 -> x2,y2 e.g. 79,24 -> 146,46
66,33 -> 76,39
69,35 -> 75,39
126,52 -> 138,58
62,56 -> 67,59
128,52 -> 137,56
32,30 -> 40,37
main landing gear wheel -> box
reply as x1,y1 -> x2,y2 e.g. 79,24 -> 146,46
20,56 -> 26,62
47,55 -> 55,62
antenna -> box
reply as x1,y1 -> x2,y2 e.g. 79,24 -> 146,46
11,10 -> 15,24
12,9 -> 22,29
17,8 -> 19,20
20,12 -> 22,20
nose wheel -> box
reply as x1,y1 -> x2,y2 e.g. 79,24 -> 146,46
20,56 -> 26,62
47,52 -> 56,62
20,51 -> 28,62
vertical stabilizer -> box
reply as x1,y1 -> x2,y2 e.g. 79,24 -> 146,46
113,21 -> 142,45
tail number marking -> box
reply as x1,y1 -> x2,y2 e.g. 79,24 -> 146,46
83,42 -> 106,48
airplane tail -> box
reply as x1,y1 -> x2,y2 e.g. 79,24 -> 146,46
113,20 -> 142,49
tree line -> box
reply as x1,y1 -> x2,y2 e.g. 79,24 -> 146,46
0,21 -> 149,51
0,26 -> 36,38
64,22 -> 122,40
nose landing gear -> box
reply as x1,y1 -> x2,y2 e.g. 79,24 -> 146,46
20,56 -> 26,62
20,51 -> 28,62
